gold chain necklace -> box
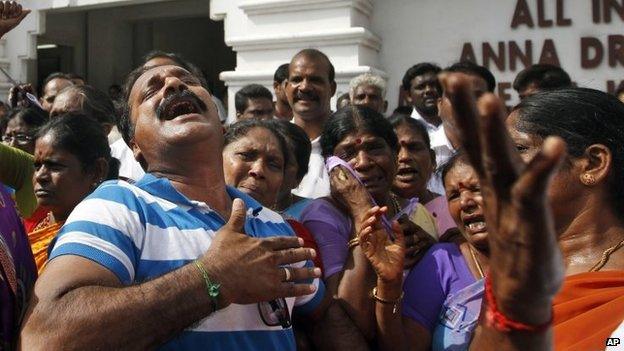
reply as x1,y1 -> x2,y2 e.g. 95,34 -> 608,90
468,245 -> 485,279
589,238 -> 624,272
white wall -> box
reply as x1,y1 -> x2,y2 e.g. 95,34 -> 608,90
373,0 -> 624,109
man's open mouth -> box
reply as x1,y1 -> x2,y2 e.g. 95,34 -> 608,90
163,98 -> 200,120
157,91 -> 206,121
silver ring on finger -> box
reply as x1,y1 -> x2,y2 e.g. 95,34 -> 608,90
282,267 -> 292,282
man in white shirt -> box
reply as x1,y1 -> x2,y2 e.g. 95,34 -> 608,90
286,49 -> 336,199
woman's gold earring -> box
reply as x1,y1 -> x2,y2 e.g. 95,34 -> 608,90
580,173 -> 596,186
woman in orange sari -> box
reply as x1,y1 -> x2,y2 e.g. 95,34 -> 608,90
359,79 -> 624,351
30,113 -> 118,272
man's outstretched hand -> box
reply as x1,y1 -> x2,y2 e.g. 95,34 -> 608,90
441,73 -> 566,324
0,1 -> 29,38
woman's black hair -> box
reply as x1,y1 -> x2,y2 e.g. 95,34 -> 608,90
438,151 -> 468,188
513,87 -> 624,213
36,113 -> 118,180
265,119 -> 311,181
321,105 -> 398,158
0,106 -> 48,135
387,113 -> 431,149
224,119 -> 290,171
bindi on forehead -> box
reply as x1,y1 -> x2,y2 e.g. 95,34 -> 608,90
338,134 -> 381,148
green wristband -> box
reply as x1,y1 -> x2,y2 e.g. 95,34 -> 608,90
194,260 -> 221,311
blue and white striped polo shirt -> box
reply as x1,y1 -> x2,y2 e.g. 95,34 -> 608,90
49,173 -> 325,350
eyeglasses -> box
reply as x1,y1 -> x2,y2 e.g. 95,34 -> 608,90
258,298 -> 291,328
2,133 -> 34,146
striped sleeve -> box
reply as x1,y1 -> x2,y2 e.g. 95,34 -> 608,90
49,183 -> 144,285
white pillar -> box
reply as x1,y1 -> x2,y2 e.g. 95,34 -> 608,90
210,0 -> 385,124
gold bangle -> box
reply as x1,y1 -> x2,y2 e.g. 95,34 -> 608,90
348,237 -> 359,249
372,287 -> 404,314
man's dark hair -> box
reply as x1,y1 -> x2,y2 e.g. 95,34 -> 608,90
266,119 -> 311,181
54,85 -> 117,125
445,61 -> 496,92
514,88 -> 624,214
274,63 -> 289,84
224,119 -> 290,172
119,66 -> 151,145
291,48 -> 335,82
0,106 -> 48,135
401,62 -> 441,91
141,50 -> 208,89
37,112 -> 119,180
321,105 -> 398,158
512,64 -> 572,93
235,84 -> 273,114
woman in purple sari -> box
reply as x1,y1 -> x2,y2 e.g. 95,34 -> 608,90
0,185 -> 37,349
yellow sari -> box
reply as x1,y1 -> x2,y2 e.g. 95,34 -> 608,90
28,218 -> 63,273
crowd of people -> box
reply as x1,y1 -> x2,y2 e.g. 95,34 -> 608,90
0,1 -> 623,350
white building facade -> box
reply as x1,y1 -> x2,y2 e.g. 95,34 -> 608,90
3,0 -> 624,120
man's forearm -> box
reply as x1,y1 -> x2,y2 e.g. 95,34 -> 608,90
20,261 -> 215,350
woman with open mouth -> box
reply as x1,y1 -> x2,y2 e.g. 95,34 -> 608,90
389,114 -> 458,242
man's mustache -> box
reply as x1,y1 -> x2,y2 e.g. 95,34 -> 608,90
156,90 -> 208,120
294,91 -> 319,102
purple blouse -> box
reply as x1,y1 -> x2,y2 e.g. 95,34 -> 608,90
402,243 -> 475,331
300,198 -> 352,279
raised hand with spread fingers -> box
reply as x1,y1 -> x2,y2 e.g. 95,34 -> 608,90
440,73 -> 567,351
0,1 -> 30,38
